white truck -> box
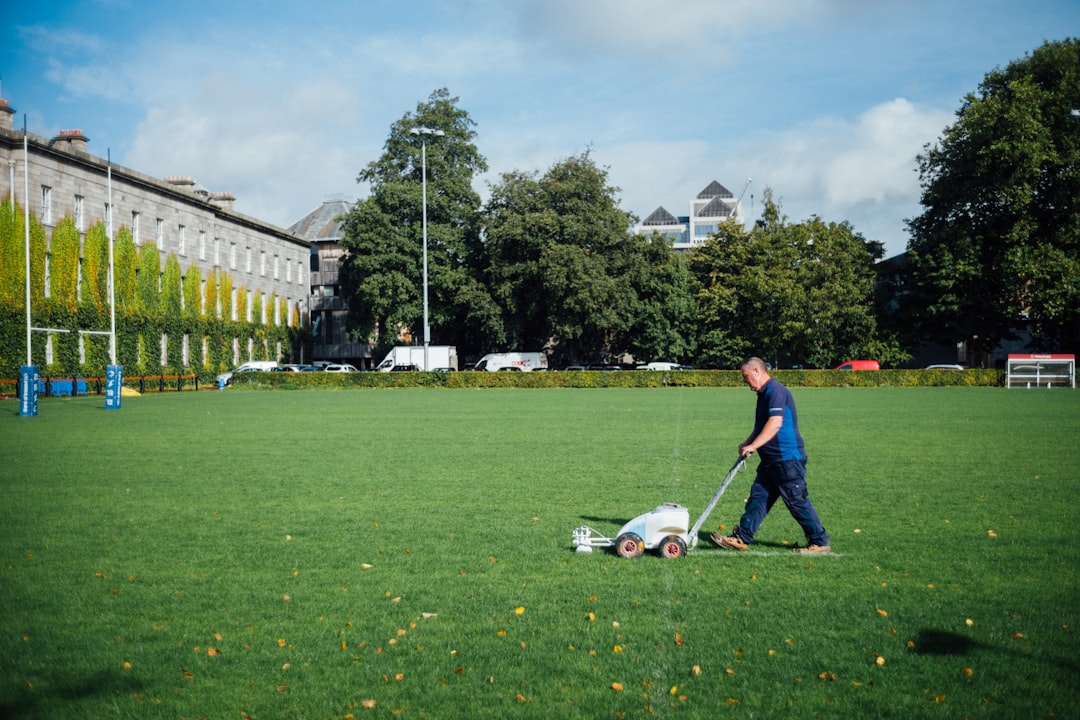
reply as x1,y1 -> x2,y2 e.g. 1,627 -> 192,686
472,352 -> 548,372
375,345 -> 458,372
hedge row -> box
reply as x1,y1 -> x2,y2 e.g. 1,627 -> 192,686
228,367 -> 1007,390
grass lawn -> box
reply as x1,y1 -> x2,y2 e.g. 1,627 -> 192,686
1,386 -> 1078,718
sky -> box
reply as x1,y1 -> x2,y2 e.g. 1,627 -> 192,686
2,1 -> 1077,258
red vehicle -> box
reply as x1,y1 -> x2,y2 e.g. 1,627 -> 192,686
835,360 -> 880,370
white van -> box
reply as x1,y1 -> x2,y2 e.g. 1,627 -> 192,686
216,360 -> 278,387
472,352 -> 548,372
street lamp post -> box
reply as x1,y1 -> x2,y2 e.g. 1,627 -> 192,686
409,126 -> 444,371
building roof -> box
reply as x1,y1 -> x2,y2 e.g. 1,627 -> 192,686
697,196 -> 734,217
642,206 -> 680,226
288,199 -> 352,243
697,180 -> 733,199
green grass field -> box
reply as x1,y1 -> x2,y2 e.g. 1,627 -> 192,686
2,387 -> 1078,719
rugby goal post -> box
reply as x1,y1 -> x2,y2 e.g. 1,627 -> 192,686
1006,354 -> 1075,388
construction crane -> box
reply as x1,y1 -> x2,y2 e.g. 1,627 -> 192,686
733,177 -> 752,220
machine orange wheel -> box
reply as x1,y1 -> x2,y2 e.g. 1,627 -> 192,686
659,535 -> 686,559
615,533 -> 644,558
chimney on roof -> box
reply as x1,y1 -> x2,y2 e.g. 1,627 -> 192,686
50,129 -> 90,154
0,98 -> 14,132
207,191 -> 236,210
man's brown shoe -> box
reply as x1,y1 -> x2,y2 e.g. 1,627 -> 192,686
711,533 -> 748,551
792,544 -> 831,554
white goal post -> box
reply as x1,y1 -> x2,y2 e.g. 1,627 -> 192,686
1006,354 -> 1075,388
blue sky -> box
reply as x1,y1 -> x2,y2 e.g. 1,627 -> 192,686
2,0 -> 1077,257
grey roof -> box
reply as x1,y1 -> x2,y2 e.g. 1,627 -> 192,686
642,206 -> 680,226
288,199 -> 352,243
697,180 -> 733,199
697,196 -> 734,217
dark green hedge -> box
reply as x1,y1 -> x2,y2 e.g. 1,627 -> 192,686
228,367 -> 1007,390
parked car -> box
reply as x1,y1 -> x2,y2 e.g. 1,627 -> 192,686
389,364 -> 419,372
272,364 -> 318,372
835,360 -> 880,370
926,364 -> 964,370
323,363 -> 359,373
216,360 -> 278,387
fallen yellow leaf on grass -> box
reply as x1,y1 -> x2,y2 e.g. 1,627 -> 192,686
962,667 -> 973,677
277,638 -> 287,647
691,665 -> 701,676
122,661 -> 132,670
613,645 -> 624,653
876,609 -> 888,618
611,682 -> 624,691
875,655 -> 885,666
361,698 -> 376,708
207,647 -> 220,656
515,606 -> 526,615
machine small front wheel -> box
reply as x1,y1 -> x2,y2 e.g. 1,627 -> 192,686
659,535 -> 687,559
615,533 -> 644,558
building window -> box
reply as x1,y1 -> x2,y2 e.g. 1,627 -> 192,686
198,231 -> 206,260
178,225 -> 186,255
156,218 -> 164,250
245,247 -> 252,274
74,195 -> 84,231
230,243 -> 237,269
286,256 -> 292,283
131,211 -> 140,242
273,254 -> 280,280
40,186 -> 52,224
260,250 -> 266,277
104,202 -> 112,231
297,261 -> 305,286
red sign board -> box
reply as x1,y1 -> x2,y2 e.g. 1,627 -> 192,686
1008,354 -> 1074,360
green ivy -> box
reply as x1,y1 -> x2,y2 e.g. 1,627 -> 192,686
0,205 -> 299,381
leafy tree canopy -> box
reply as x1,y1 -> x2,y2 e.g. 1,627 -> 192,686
907,38 -> 1080,354
339,88 -> 488,349
690,189 -> 899,369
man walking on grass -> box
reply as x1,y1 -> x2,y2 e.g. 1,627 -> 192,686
712,357 -> 831,554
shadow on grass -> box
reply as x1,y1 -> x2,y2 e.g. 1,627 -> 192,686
911,628 -> 1080,676
0,669 -> 146,718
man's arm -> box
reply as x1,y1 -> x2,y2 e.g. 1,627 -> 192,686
739,415 -> 783,457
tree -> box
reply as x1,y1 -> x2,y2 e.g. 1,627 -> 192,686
906,38 -> 1080,357
480,152 -> 652,364
690,190 -> 896,368
339,89 -> 488,350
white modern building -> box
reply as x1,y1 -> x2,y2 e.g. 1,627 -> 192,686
637,180 -> 749,251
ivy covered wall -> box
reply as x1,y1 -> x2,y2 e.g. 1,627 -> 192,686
0,198 -> 302,380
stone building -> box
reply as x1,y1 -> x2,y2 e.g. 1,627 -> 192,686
0,95 -> 311,366
288,199 -> 374,368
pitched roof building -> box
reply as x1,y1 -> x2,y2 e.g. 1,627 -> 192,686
636,179 -> 749,251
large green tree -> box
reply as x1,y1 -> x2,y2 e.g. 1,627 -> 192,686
906,38 -> 1080,357
690,190 -> 898,369
339,89 -> 489,350
480,152 -> 680,364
